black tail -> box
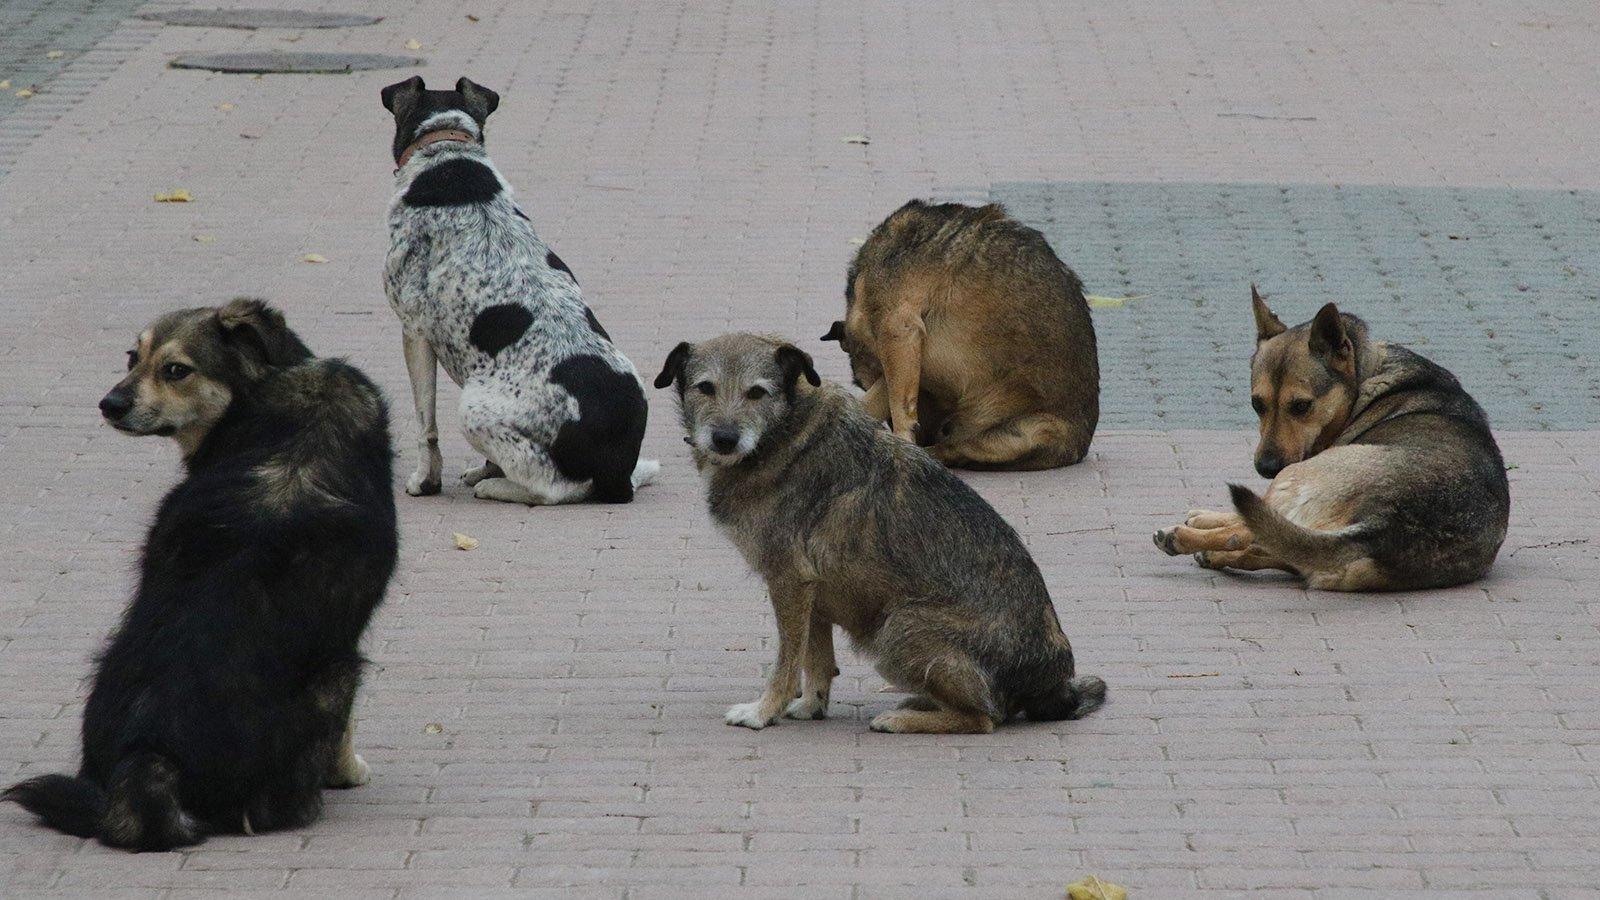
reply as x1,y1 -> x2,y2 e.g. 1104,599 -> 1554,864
4,753 -> 202,851
3,774 -> 107,839
1023,674 -> 1108,721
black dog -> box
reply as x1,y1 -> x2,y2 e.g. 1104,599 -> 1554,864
3,299 -> 397,850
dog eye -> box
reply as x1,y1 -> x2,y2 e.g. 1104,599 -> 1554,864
1250,395 -> 1266,415
745,386 -> 768,400
694,381 -> 715,397
162,363 -> 193,381
1288,398 -> 1313,416
126,351 -> 139,371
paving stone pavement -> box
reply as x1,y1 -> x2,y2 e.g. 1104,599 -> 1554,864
1,1 -> 1598,896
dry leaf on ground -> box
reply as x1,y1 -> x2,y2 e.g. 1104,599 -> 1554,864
452,532 -> 480,551
193,234 -> 215,245
153,189 -> 191,203
1066,875 -> 1128,900
405,39 -> 423,50
1085,294 -> 1144,308
466,14 -> 481,22
46,50 -> 64,60
0,80 -> 11,90
301,253 -> 328,264
15,88 -> 34,99
423,723 -> 444,735
1167,671 -> 1220,679
217,102 -> 234,111
840,134 -> 870,144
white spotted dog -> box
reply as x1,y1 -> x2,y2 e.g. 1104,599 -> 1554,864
381,75 -> 659,504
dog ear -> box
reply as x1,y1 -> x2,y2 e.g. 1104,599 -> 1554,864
217,298 -> 313,375
1307,302 -> 1353,371
381,75 -> 425,114
456,77 -> 500,120
1252,284 -> 1286,341
820,320 -> 846,342
775,344 -> 821,388
654,342 -> 692,389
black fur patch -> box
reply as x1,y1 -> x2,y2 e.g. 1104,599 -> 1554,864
402,158 -> 501,207
546,250 -> 577,284
547,354 -> 647,503
469,304 -> 533,357
583,307 -> 610,340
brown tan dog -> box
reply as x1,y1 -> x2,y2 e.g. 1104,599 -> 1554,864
822,200 -> 1099,470
1153,287 -> 1510,591
656,333 -> 1105,734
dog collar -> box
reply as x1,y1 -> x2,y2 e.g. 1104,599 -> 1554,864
395,129 -> 478,171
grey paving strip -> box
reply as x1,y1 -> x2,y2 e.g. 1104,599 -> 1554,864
0,0 -> 169,181
137,8 -> 382,29
995,181 -> 1600,431
169,50 -> 422,73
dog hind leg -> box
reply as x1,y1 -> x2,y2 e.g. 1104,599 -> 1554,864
460,383 -> 593,505
100,752 -> 201,851
869,627 -> 999,734
933,412 -> 1087,470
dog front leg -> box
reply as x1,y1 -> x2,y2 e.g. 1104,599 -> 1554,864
726,579 -> 813,730
326,718 -> 371,788
401,332 -> 443,496
785,608 -> 836,720
877,309 -> 925,442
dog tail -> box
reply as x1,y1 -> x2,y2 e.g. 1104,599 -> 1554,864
1228,483 -> 1366,570
3,774 -> 107,839
4,753 -> 202,851
1024,674 -> 1108,721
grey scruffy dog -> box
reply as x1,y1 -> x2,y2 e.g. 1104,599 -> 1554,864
381,76 -> 658,504
655,333 -> 1106,734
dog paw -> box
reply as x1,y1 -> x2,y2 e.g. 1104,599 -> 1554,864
1153,527 -> 1180,556
473,477 -> 535,504
1195,551 -> 1223,570
406,471 -> 442,496
460,461 -> 499,487
327,752 -> 371,788
631,458 -> 661,489
868,710 -> 910,733
725,701 -> 777,729
784,694 -> 828,720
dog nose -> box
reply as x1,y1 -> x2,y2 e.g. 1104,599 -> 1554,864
99,390 -> 133,421
710,426 -> 740,454
1255,455 -> 1283,479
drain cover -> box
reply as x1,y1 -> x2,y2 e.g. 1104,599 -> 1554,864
169,52 -> 421,74
141,9 -> 382,29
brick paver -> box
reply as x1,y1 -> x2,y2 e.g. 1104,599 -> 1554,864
1,2 -> 1597,896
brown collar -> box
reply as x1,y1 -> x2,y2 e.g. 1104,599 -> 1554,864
395,129 -> 478,170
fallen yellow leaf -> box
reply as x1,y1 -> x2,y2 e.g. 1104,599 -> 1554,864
217,102 -> 235,111
423,722 -> 444,734
46,50 -> 65,60
1066,875 -> 1128,900
405,39 -> 422,50
15,88 -> 34,99
153,189 -> 192,203
0,80 -> 11,90
301,253 -> 328,264
1085,294 -> 1144,308
452,532 -> 480,551
466,13 -> 481,22
840,134 -> 870,145
193,234 -> 216,244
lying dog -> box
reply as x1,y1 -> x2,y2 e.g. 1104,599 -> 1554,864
821,200 -> 1099,470
3,300 -> 396,850
656,333 -> 1106,733
1154,288 -> 1510,591
381,75 -> 658,504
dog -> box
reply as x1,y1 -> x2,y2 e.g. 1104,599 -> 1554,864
655,333 -> 1106,734
821,200 -> 1099,470
381,75 -> 658,504
1153,287 -> 1510,591
2,299 -> 396,850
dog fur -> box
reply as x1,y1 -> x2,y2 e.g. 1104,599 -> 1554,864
822,200 -> 1099,470
3,300 -> 396,850
1154,288 -> 1510,591
381,75 -> 658,505
656,333 -> 1106,734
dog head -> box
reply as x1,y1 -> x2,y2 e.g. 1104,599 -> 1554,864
100,299 -> 313,457
654,333 -> 821,467
380,75 -> 501,163
820,316 -> 880,390
1247,286 -> 1364,478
